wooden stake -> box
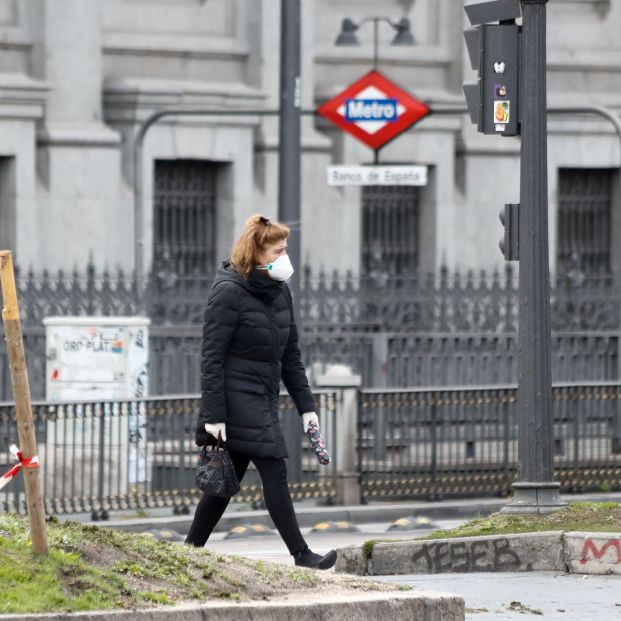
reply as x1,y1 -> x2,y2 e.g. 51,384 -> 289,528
0,250 -> 48,555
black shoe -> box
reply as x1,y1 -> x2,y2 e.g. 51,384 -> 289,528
293,547 -> 337,570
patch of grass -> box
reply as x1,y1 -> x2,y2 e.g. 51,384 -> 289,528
137,590 -> 169,605
0,514 -> 400,614
0,535 -> 124,613
362,538 -> 411,558
362,539 -> 378,558
417,502 -> 621,540
234,556 -> 319,588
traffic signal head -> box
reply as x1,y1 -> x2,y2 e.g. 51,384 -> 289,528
463,1 -> 521,137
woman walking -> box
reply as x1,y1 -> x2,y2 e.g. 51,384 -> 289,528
185,214 -> 336,570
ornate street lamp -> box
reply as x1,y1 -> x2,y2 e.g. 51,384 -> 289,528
334,16 -> 416,67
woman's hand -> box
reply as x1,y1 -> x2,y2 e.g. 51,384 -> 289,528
204,422 -> 227,442
302,412 -> 319,433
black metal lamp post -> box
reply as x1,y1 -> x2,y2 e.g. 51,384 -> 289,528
501,0 -> 567,515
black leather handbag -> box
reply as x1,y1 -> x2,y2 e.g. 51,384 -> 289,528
195,437 -> 240,497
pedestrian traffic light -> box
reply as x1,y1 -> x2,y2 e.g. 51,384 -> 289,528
499,203 -> 519,261
463,0 -> 521,137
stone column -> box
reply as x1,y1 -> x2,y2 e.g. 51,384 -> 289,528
27,0 -> 126,272
315,364 -> 362,506
30,0 -> 103,125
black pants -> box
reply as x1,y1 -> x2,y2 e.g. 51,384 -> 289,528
185,451 -> 307,555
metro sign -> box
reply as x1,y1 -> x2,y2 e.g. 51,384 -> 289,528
317,70 -> 430,150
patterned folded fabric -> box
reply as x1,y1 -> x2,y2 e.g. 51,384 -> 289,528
306,421 -> 331,465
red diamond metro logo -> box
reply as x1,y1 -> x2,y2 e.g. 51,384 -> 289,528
317,70 -> 430,150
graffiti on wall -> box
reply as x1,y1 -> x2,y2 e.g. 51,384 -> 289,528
410,538 -> 526,573
580,539 -> 621,565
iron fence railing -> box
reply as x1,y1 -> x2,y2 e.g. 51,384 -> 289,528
0,392 -> 338,515
358,382 -> 621,501
2,382 -> 621,514
301,266 -> 620,333
1,264 -> 621,399
6,262 -> 620,332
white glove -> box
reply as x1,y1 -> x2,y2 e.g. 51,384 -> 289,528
204,422 -> 226,442
302,412 -> 319,433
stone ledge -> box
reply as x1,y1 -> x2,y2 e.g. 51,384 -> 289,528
336,531 -> 621,576
0,591 -> 465,621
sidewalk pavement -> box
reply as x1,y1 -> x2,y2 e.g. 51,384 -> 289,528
57,491 -> 621,535
375,572 -> 621,621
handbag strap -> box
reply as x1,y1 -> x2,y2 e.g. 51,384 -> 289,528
204,433 -> 225,452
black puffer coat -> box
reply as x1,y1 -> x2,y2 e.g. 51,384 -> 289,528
195,262 -> 316,458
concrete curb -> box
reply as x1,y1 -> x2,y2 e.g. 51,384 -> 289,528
336,531 -> 621,576
0,591 -> 465,621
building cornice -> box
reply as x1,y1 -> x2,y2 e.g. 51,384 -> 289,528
37,122 -> 121,148
103,32 -> 249,62
103,78 -> 268,127
315,46 -> 453,69
0,73 -> 49,121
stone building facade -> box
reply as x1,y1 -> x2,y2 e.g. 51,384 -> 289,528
0,0 -> 619,278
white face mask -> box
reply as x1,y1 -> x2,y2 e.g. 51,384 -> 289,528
257,254 -> 294,282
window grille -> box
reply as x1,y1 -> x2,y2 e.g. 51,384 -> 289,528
557,168 -> 614,275
153,160 -> 217,276
361,185 -> 420,275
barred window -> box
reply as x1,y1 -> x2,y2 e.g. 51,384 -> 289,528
361,185 -> 420,276
153,160 -> 217,276
557,168 -> 614,275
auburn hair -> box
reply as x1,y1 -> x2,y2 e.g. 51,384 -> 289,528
230,214 -> 290,280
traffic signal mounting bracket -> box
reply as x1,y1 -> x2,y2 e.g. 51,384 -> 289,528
499,202 -> 520,262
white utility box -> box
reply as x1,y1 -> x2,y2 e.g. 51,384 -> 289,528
43,317 -> 151,497
44,316 -> 150,401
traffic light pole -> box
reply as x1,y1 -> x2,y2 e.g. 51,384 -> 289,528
501,0 -> 566,514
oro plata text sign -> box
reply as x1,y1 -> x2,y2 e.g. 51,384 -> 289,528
327,165 -> 428,187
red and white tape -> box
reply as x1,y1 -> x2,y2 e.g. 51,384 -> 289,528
0,445 -> 39,491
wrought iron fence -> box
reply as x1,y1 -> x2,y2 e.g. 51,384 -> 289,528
300,266 -> 620,333
0,392 -> 338,515
358,382 -> 621,501
2,382 -> 621,515
5,262 -> 620,331
1,263 -> 620,399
